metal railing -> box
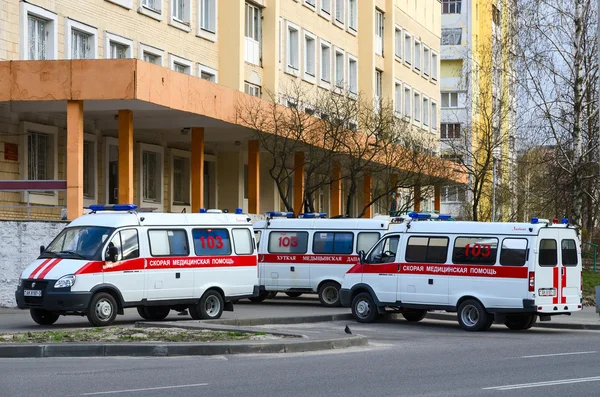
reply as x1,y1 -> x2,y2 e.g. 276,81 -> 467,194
583,241 -> 598,271
0,180 -> 67,220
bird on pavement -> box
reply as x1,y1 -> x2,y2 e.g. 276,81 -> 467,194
344,325 -> 352,334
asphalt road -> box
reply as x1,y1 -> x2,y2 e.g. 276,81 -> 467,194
2,313 -> 600,396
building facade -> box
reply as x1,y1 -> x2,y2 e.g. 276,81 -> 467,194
439,0 -> 516,220
0,0 -> 454,221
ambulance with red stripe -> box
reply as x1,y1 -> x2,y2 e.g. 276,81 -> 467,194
251,212 -> 390,306
15,204 -> 259,327
340,213 -> 582,331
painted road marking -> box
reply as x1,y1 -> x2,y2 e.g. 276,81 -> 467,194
81,383 -> 209,395
483,376 -> 600,391
521,351 -> 597,359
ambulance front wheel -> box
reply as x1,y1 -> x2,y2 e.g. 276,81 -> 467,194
86,292 -> 118,327
457,299 -> 490,332
30,309 -> 60,325
189,290 -> 224,320
504,314 -> 537,330
351,292 -> 378,323
319,282 -> 342,307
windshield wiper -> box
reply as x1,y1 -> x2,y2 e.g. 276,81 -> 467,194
57,251 -> 87,259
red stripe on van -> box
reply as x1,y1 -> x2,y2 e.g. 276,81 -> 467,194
347,262 -> 528,278
260,254 -> 359,264
561,268 -> 567,304
36,259 -> 62,279
28,259 -> 51,279
553,267 -> 559,304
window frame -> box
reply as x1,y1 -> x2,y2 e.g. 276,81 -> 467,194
441,28 -> 462,46
148,229 -> 190,257
333,47 -> 345,91
105,0 -> 134,9
394,25 -> 402,61
375,9 -> 384,56
431,51 -> 439,82
20,121 -> 59,206
404,31 -> 412,66
334,0 -> 345,27
431,101 -> 438,131
138,43 -> 164,66
320,0 -> 332,20
20,3 -> 58,60
303,30 -> 317,84
232,228 -> 254,255
285,21 -> 301,76
304,0 -> 316,10
108,228 -> 140,261
169,0 -> 192,32
192,228 -> 233,256
347,0 -> 358,33
169,148 -> 191,213
405,236 -> 450,264
403,84 -> 412,120
422,96 -> 430,128
65,19 -> 98,60
357,232 -> 382,254
442,0 -> 462,15
561,239 -> 579,267
139,143 -> 164,210
413,89 -> 421,124
83,133 -> 99,207
441,92 -> 460,108
105,32 -> 133,59
347,53 -> 358,95
319,38 -> 332,89
244,2 -> 261,65
197,0 -> 218,42
423,45 -> 431,77
312,231 -> 355,255
198,64 -> 218,82
139,0 -> 163,20
452,236 -> 499,265
267,231 -> 310,254
244,82 -> 261,97
413,39 -> 422,72
538,239 -> 558,267
499,238 -> 529,267
169,54 -> 193,75
394,80 -> 402,117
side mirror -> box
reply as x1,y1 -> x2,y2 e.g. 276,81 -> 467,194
358,250 -> 366,265
39,245 -> 45,256
107,246 -> 119,262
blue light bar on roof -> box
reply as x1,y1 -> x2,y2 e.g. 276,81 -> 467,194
89,204 -> 137,212
531,217 -> 539,224
299,212 -> 327,218
408,212 -> 432,220
235,208 -> 243,214
266,211 -> 295,218
437,214 -> 452,220
562,217 -> 569,224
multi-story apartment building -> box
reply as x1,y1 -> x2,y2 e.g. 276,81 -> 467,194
439,0 -> 516,220
0,0 -> 456,221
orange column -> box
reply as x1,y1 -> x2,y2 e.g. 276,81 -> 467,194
118,110 -> 134,204
330,166 -> 342,217
293,152 -> 305,215
248,140 -> 260,214
66,100 -> 84,220
363,174 -> 373,218
434,185 -> 441,212
191,127 -> 205,213
414,184 -> 422,212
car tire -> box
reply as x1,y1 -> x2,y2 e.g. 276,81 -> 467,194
136,306 -> 150,320
142,306 -> 171,321
195,290 -> 224,320
86,292 -> 118,327
504,314 -> 537,330
318,282 -> 342,307
30,309 -> 60,326
351,292 -> 378,323
402,310 -> 427,322
457,299 -> 490,332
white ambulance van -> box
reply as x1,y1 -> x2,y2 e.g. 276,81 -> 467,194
340,213 -> 582,331
15,204 -> 259,327
252,212 -> 390,306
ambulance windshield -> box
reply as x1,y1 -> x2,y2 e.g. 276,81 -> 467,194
41,226 -> 115,260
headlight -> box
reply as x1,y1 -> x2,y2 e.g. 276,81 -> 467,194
54,274 -> 76,289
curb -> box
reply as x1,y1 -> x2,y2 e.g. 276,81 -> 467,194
0,334 -> 367,358
136,321 -> 305,337
412,312 -> 600,331
204,313 -> 355,326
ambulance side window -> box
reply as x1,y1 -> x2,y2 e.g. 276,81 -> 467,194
192,229 -> 231,256
148,230 -> 190,257
268,231 -> 309,254
538,239 -> 557,267
452,237 -> 498,265
561,239 -> 578,266
499,238 -> 527,266
313,232 -> 354,254
405,237 -> 449,264
120,229 -> 140,260
367,236 -> 400,264
107,234 -> 122,261
232,228 -> 254,255
357,232 -> 381,254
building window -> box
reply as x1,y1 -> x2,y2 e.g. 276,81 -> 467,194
441,123 -> 461,139
335,0 -> 344,24
21,122 -> 59,206
404,32 -> 412,65
348,0 -> 358,31
441,92 -> 459,108
334,48 -> 345,89
394,26 -> 402,59
442,28 -> 462,45
21,3 -> 58,60
279,17 -> 282,69
71,29 -> 91,60
140,144 -> 164,206
431,52 -> 439,81
320,39 -> 331,86
442,185 -> 465,203
394,82 -> 402,116
413,91 -> 421,122
106,0 -> 134,9
431,101 -> 438,130
348,54 -> 358,94
414,40 -> 421,71
303,31 -> 316,82
144,52 -> 159,64
304,0 -> 316,8
83,140 -> 95,199
199,64 -> 218,82
170,0 -> 191,30
66,20 -> 98,60
245,2 -> 261,65
422,97 -> 429,127
172,157 -> 190,205
404,86 -> 411,118
442,0 -> 462,14
321,0 -> 331,15
139,44 -> 163,66
423,46 -> 430,77
142,0 -> 161,12
105,32 -> 132,59
286,22 -> 300,75
375,10 -> 383,56
200,0 -> 217,32
169,54 -> 193,74
375,70 -> 382,106
245,82 -> 261,97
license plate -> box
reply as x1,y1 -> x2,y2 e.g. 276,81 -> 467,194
24,290 -> 42,297
538,288 -> 556,297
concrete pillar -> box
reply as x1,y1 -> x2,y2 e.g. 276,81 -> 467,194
330,166 -> 342,217
293,152 -> 305,215
363,174 -> 373,218
191,127 -> 205,213
118,109 -> 133,204
248,140 -> 260,214
66,100 -> 84,220
414,184 -> 422,212
218,1 -> 244,91
434,185 -> 441,212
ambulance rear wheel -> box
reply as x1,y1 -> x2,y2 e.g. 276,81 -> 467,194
318,282 -> 341,307
190,290 -> 224,320
457,299 -> 490,332
402,310 -> 427,322
504,314 -> 537,330
30,309 -> 60,325
137,307 -> 150,320
87,292 -> 118,327
351,292 -> 378,323
142,306 -> 171,321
